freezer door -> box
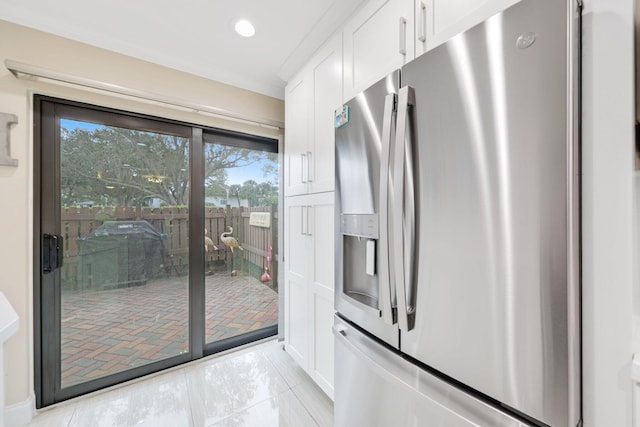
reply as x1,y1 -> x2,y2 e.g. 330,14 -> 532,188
398,0 -> 580,426
335,72 -> 400,348
333,316 -> 529,427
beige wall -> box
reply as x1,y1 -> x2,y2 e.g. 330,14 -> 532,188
0,19 -> 283,408
581,0 -> 635,425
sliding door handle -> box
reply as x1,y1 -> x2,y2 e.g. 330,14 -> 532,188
43,234 -> 63,274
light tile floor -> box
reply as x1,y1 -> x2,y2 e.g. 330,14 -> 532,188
28,340 -> 333,427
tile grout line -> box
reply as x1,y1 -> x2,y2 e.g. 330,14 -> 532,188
265,344 -> 325,427
65,401 -> 78,427
289,383 -> 321,427
181,367 -> 197,427
261,345 -> 295,392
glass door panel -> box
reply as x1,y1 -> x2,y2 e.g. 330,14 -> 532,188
58,118 -> 190,388
202,136 -> 279,346
37,97 -> 279,407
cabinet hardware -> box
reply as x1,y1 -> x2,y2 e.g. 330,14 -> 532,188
399,17 -> 407,55
301,152 -> 308,183
306,205 -> 313,236
301,206 -> 306,235
300,206 -> 313,236
418,2 -> 427,42
307,151 -> 313,183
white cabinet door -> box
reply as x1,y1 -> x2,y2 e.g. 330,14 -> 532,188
343,0 -> 415,101
310,196 -> 335,294
284,200 -> 312,368
308,195 -> 335,397
284,192 -> 336,396
311,286 -> 335,398
285,35 -> 341,196
415,0 -> 521,57
309,34 -> 342,194
284,73 -> 311,197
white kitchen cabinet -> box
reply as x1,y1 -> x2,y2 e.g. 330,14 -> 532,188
283,201 -> 312,367
343,0 -> 415,101
284,34 -> 342,197
342,0 -> 521,100
283,192 -> 335,398
283,30 -> 340,399
415,0 -> 521,57
284,72 -> 310,197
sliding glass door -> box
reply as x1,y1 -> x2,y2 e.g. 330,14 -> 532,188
35,96 -> 279,407
202,132 -> 279,352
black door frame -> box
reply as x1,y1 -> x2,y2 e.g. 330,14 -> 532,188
34,95 -> 278,408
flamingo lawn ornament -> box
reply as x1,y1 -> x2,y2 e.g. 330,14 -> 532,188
261,268 -> 271,283
204,229 -> 218,253
220,226 -> 243,253
261,245 -> 272,282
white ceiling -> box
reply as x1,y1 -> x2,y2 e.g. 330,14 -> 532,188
0,0 -> 366,99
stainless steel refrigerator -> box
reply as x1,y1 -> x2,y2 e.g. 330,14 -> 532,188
333,0 -> 581,426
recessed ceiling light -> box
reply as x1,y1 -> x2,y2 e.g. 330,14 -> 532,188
235,19 -> 255,38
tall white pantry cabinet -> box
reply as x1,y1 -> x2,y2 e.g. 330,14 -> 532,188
283,33 -> 342,399
283,0 -> 522,399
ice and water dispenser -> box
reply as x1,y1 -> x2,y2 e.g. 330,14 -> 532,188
340,214 -> 380,309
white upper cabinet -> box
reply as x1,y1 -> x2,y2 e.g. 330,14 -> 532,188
284,34 -> 342,197
310,34 -> 342,194
284,73 -> 311,197
415,0 -> 521,57
343,0 -> 415,101
342,0 -> 521,100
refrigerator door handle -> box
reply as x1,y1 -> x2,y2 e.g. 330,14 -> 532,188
379,93 -> 397,325
393,85 -> 416,332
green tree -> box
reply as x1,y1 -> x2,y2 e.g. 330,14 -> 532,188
238,180 -> 278,207
60,123 -> 274,208
60,126 -> 189,206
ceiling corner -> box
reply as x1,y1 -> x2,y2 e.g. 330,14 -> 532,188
277,0 -> 366,83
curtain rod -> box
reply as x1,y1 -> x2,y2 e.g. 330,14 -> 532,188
4,59 -> 284,130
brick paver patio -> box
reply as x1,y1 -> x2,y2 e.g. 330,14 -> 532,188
61,272 -> 278,387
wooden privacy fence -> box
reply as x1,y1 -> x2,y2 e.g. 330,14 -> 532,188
60,204 -> 278,291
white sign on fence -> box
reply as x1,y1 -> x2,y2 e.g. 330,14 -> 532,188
249,212 -> 271,228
